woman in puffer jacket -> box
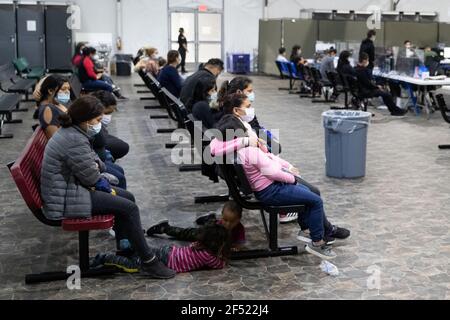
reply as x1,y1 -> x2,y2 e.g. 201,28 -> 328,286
40,95 -> 175,279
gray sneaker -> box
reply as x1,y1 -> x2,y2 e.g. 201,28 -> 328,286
297,230 -> 335,245
305,243 -> 337,260
297,230 -> 312,244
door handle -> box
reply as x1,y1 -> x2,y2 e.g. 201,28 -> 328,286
10,36 -> 15,43
39,37 -> 44,43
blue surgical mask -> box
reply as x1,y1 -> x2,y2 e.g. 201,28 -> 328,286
246,92 -> 255,103
87,122 -> 102,137
56,92 -> 70,105
101,114 -> 112,126
208,92 -> 218,103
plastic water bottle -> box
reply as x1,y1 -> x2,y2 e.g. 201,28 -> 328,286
320,260 -> 339,276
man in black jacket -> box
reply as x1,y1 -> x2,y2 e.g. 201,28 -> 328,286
359,30 -> 376,70
355,53 -> 407,116
180,58 -> 224,111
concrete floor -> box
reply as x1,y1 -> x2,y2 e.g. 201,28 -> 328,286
1,73 -> 450,299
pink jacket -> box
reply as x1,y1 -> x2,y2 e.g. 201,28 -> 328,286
237,147 -> 295,192
210,137 -> 246,157
210,138 -> 293,192
209,137 -> 268,157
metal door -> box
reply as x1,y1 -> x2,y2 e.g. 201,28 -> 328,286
45,5 -> 72,71
0,4 -> 17,65
17,4 -> 45,68
169,9 -> 223,68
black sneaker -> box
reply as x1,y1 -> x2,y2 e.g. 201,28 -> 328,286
195,213 -> 217,225
146,219 -> 169,237
141,258 -> 176,279
330,226 -> 350,240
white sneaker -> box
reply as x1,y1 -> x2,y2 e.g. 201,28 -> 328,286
108,228 -> 116,238
279,212 -> 298,223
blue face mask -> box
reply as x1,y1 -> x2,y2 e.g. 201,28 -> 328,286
56,92 -> 70,105
209,92 -> 218,103
246,92 -> 255,103
87,122 -> 102,137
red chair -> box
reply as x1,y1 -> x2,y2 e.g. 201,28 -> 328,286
8,127 -> 118,284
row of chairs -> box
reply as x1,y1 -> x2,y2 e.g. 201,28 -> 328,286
0,60 -> 45,139
275,60 -> 368,111
7,66 -> 306,285
136,70 -> 304,261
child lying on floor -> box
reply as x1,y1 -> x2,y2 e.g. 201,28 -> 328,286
146,201 -> 246,251
93,224 -> 231,273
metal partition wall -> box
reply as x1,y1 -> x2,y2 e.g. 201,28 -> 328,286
17,4 -> 46,68
439,23 -> 450,44
0,4 -> 16,65
283,19 -> 318,60
258,20 -> 282,75
318,20 -> 385,46
384,21 -> 438,48
45,5 -> 73,71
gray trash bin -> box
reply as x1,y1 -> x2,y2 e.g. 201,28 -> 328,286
322,110 -> 371,178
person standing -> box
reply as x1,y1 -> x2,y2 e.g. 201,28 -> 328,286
178,28 -> 188,74
359,30 -> 376,70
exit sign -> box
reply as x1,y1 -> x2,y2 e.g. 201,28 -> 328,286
198,5 -> 208,12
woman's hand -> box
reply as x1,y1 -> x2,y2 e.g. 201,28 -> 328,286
258,138 -> 269,153
248,136 -> 258,147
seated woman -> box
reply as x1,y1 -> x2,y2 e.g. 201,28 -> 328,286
191,77 -> 220,129
37,81 -> 127,190
72,42 -> 86,68
37,75 -> 70,139
210,94 -> 350,260
157,50 -> 183,98
90,90 -> 130,160
40,95 -> 175,279
78,47 -> 113,93
134,47 -> 162,77
90,91 -> 129,190
218,76 -> 281,154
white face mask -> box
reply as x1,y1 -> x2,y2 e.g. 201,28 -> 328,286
239,107 -> 255,123
101,114 -> 112,126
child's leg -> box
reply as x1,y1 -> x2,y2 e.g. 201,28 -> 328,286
164,226 -> 200,242
148,245 -> 173,265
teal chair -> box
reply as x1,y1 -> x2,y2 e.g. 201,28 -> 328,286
13,57 -> 45,80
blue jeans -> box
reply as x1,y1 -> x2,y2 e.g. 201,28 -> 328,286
255,182 -> 328,242
105,161 -> 127,189
83,79 -> 113,92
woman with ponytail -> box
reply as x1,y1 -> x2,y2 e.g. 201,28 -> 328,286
217,76 -> 281,154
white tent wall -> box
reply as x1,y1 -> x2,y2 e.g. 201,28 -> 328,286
265,0 -> 450,22
120,0 -> 168,56
225,0 -> 264,71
